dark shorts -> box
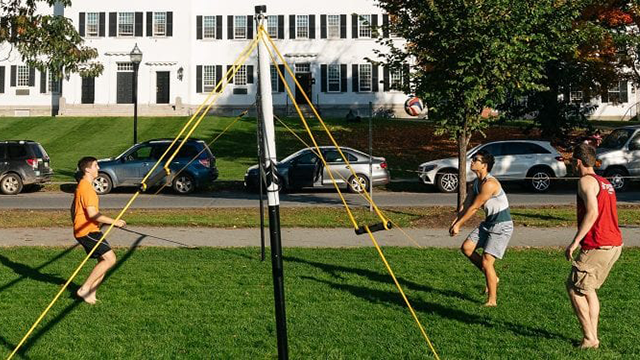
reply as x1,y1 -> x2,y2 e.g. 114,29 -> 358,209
75,232 -> 112,259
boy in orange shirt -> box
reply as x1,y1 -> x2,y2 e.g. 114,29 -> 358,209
71,157 -> 126,304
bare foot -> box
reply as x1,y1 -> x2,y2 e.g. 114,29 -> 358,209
483,301 -> 497,307
580,339 -> 600,349
77,287 -> 97,305
484,277 -> 500,294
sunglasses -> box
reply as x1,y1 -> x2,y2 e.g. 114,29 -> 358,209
471,157 -> 484,163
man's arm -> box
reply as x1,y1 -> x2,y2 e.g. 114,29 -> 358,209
451,183 -> 475,226
565,176 -> 599,261
450,180 -> 497,236
86,206 -> 126,228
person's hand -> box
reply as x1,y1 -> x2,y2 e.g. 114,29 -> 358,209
565,242 -> 579,261
114,219 -> 126,228
449,224 -> 460,237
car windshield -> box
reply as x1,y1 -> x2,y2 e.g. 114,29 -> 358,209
281,149 -> 308,163
600,129 -> 635,149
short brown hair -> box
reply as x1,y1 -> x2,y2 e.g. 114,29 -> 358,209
77,156 -> 98,174
573,143 -> 596,167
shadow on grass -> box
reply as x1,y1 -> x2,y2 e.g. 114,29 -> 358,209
303,275 -> 572,344
10,235 -> 147,358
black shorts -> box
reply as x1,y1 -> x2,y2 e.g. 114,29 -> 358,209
75,232 -> 112,259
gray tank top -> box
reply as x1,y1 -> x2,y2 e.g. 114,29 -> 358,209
473,174 -> 512,225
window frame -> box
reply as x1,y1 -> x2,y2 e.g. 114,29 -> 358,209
327,14 -> 340,39
48,72 -> 61,94
16,65 -> 30,88
203,65 -> 217,93
153,12 -> 167,37
607,81 -> 627,103
358,14 -> 372,38
296,15 -> 309,39
390,69 -> 403,91
327,64 -> 341,92
86,12 -> 99,37
203,15 -> 216,39
118,12 -> 135,37
235,65 -> 247,86
358,64 -> 372,92
234,15 -> 247,40
270,65 -> 279,93
267,15 -> 278,38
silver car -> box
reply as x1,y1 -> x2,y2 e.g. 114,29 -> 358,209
418,140 -> 567,193
596,125 -> 640,191
244,146 -> 390,193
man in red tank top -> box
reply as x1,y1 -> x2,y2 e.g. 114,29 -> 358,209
566,143 -> 623,349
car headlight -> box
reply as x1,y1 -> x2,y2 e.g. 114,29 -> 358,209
421,165 -> 436,173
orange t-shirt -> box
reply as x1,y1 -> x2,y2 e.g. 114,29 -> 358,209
72,179 -> 101,238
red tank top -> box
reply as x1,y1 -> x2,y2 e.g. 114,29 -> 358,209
577,174 -> 622,250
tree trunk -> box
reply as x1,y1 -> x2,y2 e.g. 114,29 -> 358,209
456,130 -> 471,210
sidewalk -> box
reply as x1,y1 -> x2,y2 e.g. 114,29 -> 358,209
1,226 -> 639,248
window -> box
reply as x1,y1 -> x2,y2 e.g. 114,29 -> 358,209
235,65 -> 247,85
570,91 -> 583,103
358,14 -> 372,38
359,64 -> 372,92
607,81 -> 628,103
118,12 -> 134,36
295,63 -> 310,73
86,12 -> 99,37
153,12 -> 167,36
390,69 -> 402,90
297,151 -> 319,164
129,145 -> 153,160
117,63 -> 134,71
270,65 -> 278,91
478,143 -> 504,157
327,15 -> 340,38
203,16 -> 216,39
328,64 -> 340,92
296,15 -> 309,39
234,16 -> 247,39
267,16 -> 278,38
203,65 -> 216,93
503,142 -> 550,155
17,66 -> 29,87
48,72 -> 61,93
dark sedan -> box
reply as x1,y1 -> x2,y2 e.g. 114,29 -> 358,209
244,146 -> 389,193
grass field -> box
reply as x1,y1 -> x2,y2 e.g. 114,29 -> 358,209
1,247 -> 639,359
2,206 -> 640,229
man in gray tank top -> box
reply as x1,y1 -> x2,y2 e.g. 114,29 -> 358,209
449,150 -> 513,307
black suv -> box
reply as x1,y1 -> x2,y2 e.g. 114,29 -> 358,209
0,140 -> 53,195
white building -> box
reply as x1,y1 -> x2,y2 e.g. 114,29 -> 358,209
0,0 -> 637,120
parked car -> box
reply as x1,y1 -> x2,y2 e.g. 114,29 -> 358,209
418,140 -> 567,193
244,146 -> 389,193
0,140 -> 53,195
596,125 -> 640,191
93,138 -> 218,195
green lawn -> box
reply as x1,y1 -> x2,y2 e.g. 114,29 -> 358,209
1,247 -> 639,359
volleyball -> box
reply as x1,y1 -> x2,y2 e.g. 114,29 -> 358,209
404,96 -> 425,116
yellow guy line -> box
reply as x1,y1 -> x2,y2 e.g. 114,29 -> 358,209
260,28 -> 389,228
274,115 -> 422,248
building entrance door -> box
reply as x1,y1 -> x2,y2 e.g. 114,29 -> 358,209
156,71 -> 170,104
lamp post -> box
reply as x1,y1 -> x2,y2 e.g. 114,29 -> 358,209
130,43 -> 143,144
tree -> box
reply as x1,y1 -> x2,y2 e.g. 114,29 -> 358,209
376,0 -> 581,208
0,0 -> 103,78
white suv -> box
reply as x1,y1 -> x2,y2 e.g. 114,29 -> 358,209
418,140 -> 567,193
596,125 -> 640,191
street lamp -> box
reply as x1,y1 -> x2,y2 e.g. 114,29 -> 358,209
130,43 -> 143,144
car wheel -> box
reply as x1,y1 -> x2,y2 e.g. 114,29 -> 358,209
528,167 -> 554,193
348,174 -> 370,193
605,167 -> 629,192
173,173 -> 195,194
93,173 -> 113,195
436,170 -> 458,193
0,173 -> 23,195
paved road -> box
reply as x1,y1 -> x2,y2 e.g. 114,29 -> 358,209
1,226 -> 639,248
1,187 -> 639,209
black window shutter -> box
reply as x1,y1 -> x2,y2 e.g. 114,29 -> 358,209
216,16 -> 223,39
352,14 -> 358,38
278,64 -> 285,92
403,64 -> 410,90
227,15 -> 234,39
40,69 -> 47,93
320,15 -> 327,39
382,14 -> 389,38
99,13 -> 106,37
340,14 -> 347,38
352,64 -> 359,92
371,14 -> 378,37
81,77 -> 95,104
215,65 -> 222,91
340,64 -> 347,92
372,65 -> 379,92
321,64 -> 327,92
28,67 -> 35,87
135,12 -> 143,36
196,65 -> 202,93
146,12 -> 153,36
109,12 -> 116,37
277,15 -> 284,39
289,15 -> 295,39
196,16 -> 202,39
0,66 -> 5,93
79,12 -> 85,36
309,15 -> 315,39
10,65 -> 16,87
227,65 -> 234,83
621,81 -> 629,103
167,12 -> 173,36
383,67 -> 389,91
247,65 -> 254,84
247,15 -> 253,39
